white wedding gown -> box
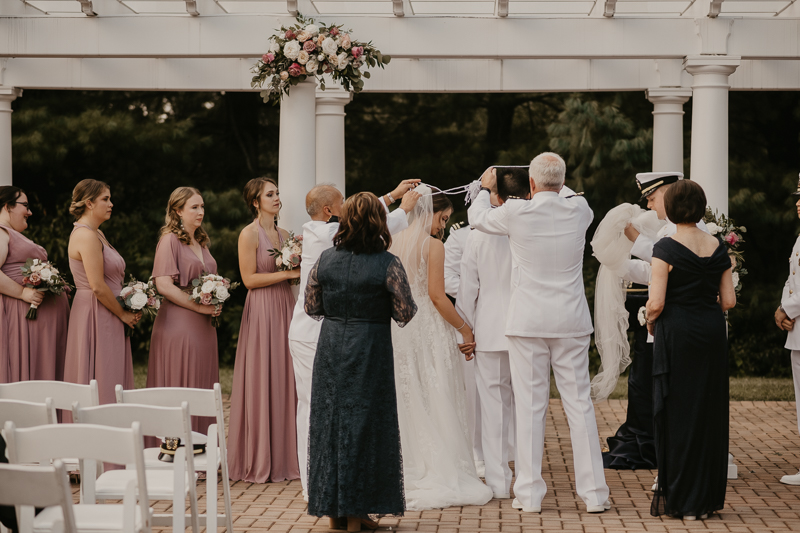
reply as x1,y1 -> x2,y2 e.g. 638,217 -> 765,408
390,186 -> 493,511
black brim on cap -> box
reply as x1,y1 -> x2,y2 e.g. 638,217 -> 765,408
638,174 -> 682,201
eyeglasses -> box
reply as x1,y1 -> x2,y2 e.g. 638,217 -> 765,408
15,202 -> 30,209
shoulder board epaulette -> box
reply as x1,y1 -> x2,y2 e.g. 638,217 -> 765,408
449,221 -> 469,233
564,192 -> 585,198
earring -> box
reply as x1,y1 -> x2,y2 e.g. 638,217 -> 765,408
179,219 -> 184,229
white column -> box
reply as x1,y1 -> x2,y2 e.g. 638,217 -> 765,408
684,56 -> 740,215
645,88 -> 692,173
278,80 -> 317,234
0,87 -> 22,186
315,87 -> 352,195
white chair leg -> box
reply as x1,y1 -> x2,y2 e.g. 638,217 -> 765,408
173,448 -> 186,533
207,426 -> 218,533
122,479 -> 137,533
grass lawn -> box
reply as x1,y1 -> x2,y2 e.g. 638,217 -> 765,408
134,364 -> 796,402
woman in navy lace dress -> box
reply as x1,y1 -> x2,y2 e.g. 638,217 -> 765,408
304,192 -> 417,532
645,180 -> 736,520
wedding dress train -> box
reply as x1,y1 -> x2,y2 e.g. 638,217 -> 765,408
390,185 -> 493,511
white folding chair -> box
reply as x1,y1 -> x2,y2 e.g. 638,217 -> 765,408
115,384 -> 233,533
72,403 -> 199,533
0,399 -> 56,431
4,421 -> 152,533
0,381 -> 99,472
0,460 -> 77,533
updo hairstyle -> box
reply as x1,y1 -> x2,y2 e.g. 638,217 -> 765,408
159,186 -> 210,247
243,177 -> 279,219
70,179 -> 110,220
334,192 -> 391,254
0,186 -> 26,212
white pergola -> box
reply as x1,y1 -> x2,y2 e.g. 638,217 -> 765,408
2,0 -> 800,230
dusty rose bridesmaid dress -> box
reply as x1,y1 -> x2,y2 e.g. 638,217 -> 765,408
0,224 -> 70,383
146,232 -> 219,434
227,224 -> 300,483
63,224 -> 134,407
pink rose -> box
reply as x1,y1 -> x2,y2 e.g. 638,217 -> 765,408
147,297 -> 157,307
303,40 -> 316,53
30,272 -> 41,285
329,26 -> 340,37
223,279 -> 231,289
285,30 -> 296,40
724,232 -> 739,245
262,53 -> 275,63
290,254 -> 301,266
22,277 -> 30,285
201,293 -> 213,305
296,235 -> 303,241
288,62 -> 306,77
341,34 -> 351,50
351,46 -> 364,59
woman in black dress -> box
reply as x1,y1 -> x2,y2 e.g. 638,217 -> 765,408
304,192 -> 417,532
645,180 -> 736,520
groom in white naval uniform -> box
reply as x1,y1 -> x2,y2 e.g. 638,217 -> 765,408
456,169 -> 525,499
468,153 -> 610,514
287,180 -> 420,498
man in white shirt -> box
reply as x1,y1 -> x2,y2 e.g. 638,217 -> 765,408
468,153 -> 610,514
288,180 -> 420,498
456,169 -> 524,499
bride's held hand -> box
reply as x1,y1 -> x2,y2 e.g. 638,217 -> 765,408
400,190 -> 421,213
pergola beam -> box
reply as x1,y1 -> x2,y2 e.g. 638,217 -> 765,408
76,0 -> 97,16
287,0 -> 298,16
497,0 -> 509,17
393,0 -> 404,17
604,0 -> 616,17
185,0 -> 199,15
708,0 -> 724,17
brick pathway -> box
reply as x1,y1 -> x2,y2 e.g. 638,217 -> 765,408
83,399 -> 800,533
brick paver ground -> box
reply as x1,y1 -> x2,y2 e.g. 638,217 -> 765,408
76,399 -> 800,533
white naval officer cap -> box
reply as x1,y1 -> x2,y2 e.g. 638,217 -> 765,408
635,171 -> 684,201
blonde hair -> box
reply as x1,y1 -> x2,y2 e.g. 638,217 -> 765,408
159,187 -> 210,247
70,179 -> 110,220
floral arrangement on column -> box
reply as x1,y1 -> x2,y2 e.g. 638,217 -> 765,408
704,207 -> 747,297
251,14 -> 391,105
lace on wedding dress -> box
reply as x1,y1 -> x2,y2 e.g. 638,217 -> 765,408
388,185 -> 493,511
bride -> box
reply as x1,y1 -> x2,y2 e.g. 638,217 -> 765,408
390,185 -> 493,511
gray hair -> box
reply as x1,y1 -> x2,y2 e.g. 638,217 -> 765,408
529,152 -> 566,190
305,184 -> 342,217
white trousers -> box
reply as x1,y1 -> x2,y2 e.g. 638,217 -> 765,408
792,351 -> 800,437
475,350 -> 514,495
507,335 -> 608,508
288,339 -> 316,494
461,357 -> 484,463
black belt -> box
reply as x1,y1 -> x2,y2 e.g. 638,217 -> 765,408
325,316 -> 388,325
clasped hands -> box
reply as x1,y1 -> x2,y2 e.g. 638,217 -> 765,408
775,306 -> 795,331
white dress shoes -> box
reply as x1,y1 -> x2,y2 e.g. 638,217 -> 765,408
780,471 -> 800,485
511,498 -> 541,513
586,501 -> 611,513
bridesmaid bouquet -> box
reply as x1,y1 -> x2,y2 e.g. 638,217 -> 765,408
189,272 -> 240,327
268,232 -> 303,285
704,208 -> 747,297
21,258 -> 72,320
118,277 -> 162,337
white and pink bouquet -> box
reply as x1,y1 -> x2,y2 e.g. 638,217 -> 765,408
189,272 -> 240,327
251,14 -> 391,105
704,208 -> 747,297
20,258 -> 72,320
269,233 -> 303,286
118,277 -> 162,337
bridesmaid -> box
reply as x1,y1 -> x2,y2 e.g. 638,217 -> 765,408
0,186 -> 70,383
64,180 -> 140,409
147,187 -> 220,434
227,177 -> 300,483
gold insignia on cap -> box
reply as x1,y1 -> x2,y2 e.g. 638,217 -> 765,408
636,180 -> 642,191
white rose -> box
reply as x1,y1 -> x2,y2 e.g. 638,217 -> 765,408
327,54 -> 340,68
306,58 -> 319,74
706,222 -> 722,235
130,292 -> 148,310
637,306 -> 647,327
318,54 -> 325,61
732,272 -> 740,287
304,24 -> 319,36
39,268 -> 52,280
120,286 -> 134,298
32,263 -> 43,272
216,286 -> 229,301
51,267 -> 59,275
283,40 -> 301,60
276,257 -> 282,267
298,50 -> 309,65
336,52 -> 349,70
282,255 -> 292,267
269,40 -> 281,54
32,259 -> 40,266
201,280 -> 215,293
322,37 -> 338,56
192,288 -> 201,299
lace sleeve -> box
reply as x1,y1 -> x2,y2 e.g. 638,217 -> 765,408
303,258 -> 324,321
386,256 -> 417,327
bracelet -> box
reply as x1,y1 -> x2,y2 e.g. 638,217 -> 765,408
386,192 -> 395,204
456,320 -> 467,331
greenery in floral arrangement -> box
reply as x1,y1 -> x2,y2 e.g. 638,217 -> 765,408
704,207 -> 747,297
251,14 -> 391,105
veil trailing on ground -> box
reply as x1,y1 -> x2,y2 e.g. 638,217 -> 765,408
590,204 -> 664,402
389,184 -> 435,293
